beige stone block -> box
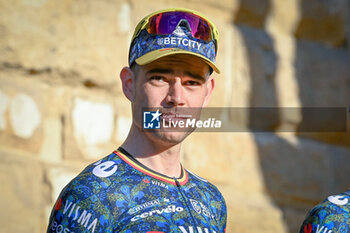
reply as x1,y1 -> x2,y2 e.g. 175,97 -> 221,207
228,25 -> 281,131
0,74 -> 46,154
189,132 -> 350,232
0,90 -> 10,131
347,16 -> 350,49
182,133 -> 231,184
233,0 -> 270,28
129,0 -> 234,25
267,0 -> 300,35
0,0 -> 132,85
227,26 -> 253,108
116,116 -> 132,142
294,0 -> 349,47
184,131 -> 349,232
224,191 -> 287,233
40,117 -> 62,163
228,133 -> 269,193
282,207 -> 311,233
72,98 -> 114,145
233,25 -> 278,107
182,132 -> 267,195
295,41 -> 350,106
114,94 -> 132,144
184,0 -> 238,13
331,142 -> 350,190
0,71 -> 71,159
63,88 -> 120,161
267,32 -> 301,132
219,181 -> 287,233
227,24 -> 349,147
294,41 -> 350,147
254,133 -> 350,206
266,1 -> 302,131
209,21 -> 235,107
0,149 -> 50,233
9,93 -> 41,139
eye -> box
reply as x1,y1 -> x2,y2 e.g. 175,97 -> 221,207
148,75 -> 168,86
149,76 -> 165,82
183,80 -> 202,86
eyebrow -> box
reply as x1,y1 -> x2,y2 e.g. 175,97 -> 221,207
184,71 -> 206,82
146,69 -> 206,82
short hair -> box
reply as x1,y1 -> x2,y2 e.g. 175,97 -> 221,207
130,62 -> 140,78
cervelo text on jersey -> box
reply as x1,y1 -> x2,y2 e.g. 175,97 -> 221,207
131,204 -> 184,222
47,148 -> 227,233
299,190 -> 350,233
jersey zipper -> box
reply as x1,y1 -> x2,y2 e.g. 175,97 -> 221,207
175,179 -> 200,233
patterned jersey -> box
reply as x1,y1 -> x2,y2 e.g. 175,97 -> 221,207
47,148 -> 227,233
299,190 -> 350,233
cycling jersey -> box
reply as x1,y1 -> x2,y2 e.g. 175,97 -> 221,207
47,148 -> 227,233
299,190 -> 350,233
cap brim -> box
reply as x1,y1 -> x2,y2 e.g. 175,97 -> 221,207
135,48 -> 220,74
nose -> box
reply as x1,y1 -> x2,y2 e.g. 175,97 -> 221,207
165,78 -> 185,106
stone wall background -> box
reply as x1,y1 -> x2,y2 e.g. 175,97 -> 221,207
0,0 -> 349,232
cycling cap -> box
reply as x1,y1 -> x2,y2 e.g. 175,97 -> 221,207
128,8 -> 220,73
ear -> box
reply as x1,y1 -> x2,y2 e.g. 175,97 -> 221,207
202,76 -> 215,107
120,67 -> 135,102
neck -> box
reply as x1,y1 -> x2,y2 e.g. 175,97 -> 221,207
121,124 -> 183,178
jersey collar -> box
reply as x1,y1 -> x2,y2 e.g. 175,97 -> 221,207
114,148 -> 189,186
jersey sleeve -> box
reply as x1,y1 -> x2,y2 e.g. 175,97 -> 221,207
46,177 -> 114,233
219,196 -> 227,232
217,190 -> 227,232
208,184 -> 228,232
299,195 -> 350,233
299,206 -> 327,233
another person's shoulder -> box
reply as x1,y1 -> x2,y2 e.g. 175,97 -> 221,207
299,190 -> 350,233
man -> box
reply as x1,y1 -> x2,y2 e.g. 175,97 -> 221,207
47,8 -> 227,233
299,189 -> 350,233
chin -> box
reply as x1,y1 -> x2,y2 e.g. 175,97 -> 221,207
149,130 -> 192,146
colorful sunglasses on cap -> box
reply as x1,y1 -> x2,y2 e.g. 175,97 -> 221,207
128,8 -> 220,74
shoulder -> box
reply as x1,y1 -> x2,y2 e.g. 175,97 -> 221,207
61,152 -> 122,192
47,152 -> 125,233
186,169 -> 223,192
57,151 -> 132,204
310,192 -> 350,218
299,191 -> 350,233
185,169 -> 228,231
186,169 -> 227,208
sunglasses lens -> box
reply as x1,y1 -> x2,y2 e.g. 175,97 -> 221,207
148,12 -> 212,41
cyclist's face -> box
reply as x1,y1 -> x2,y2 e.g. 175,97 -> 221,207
131,54 -> 215,145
